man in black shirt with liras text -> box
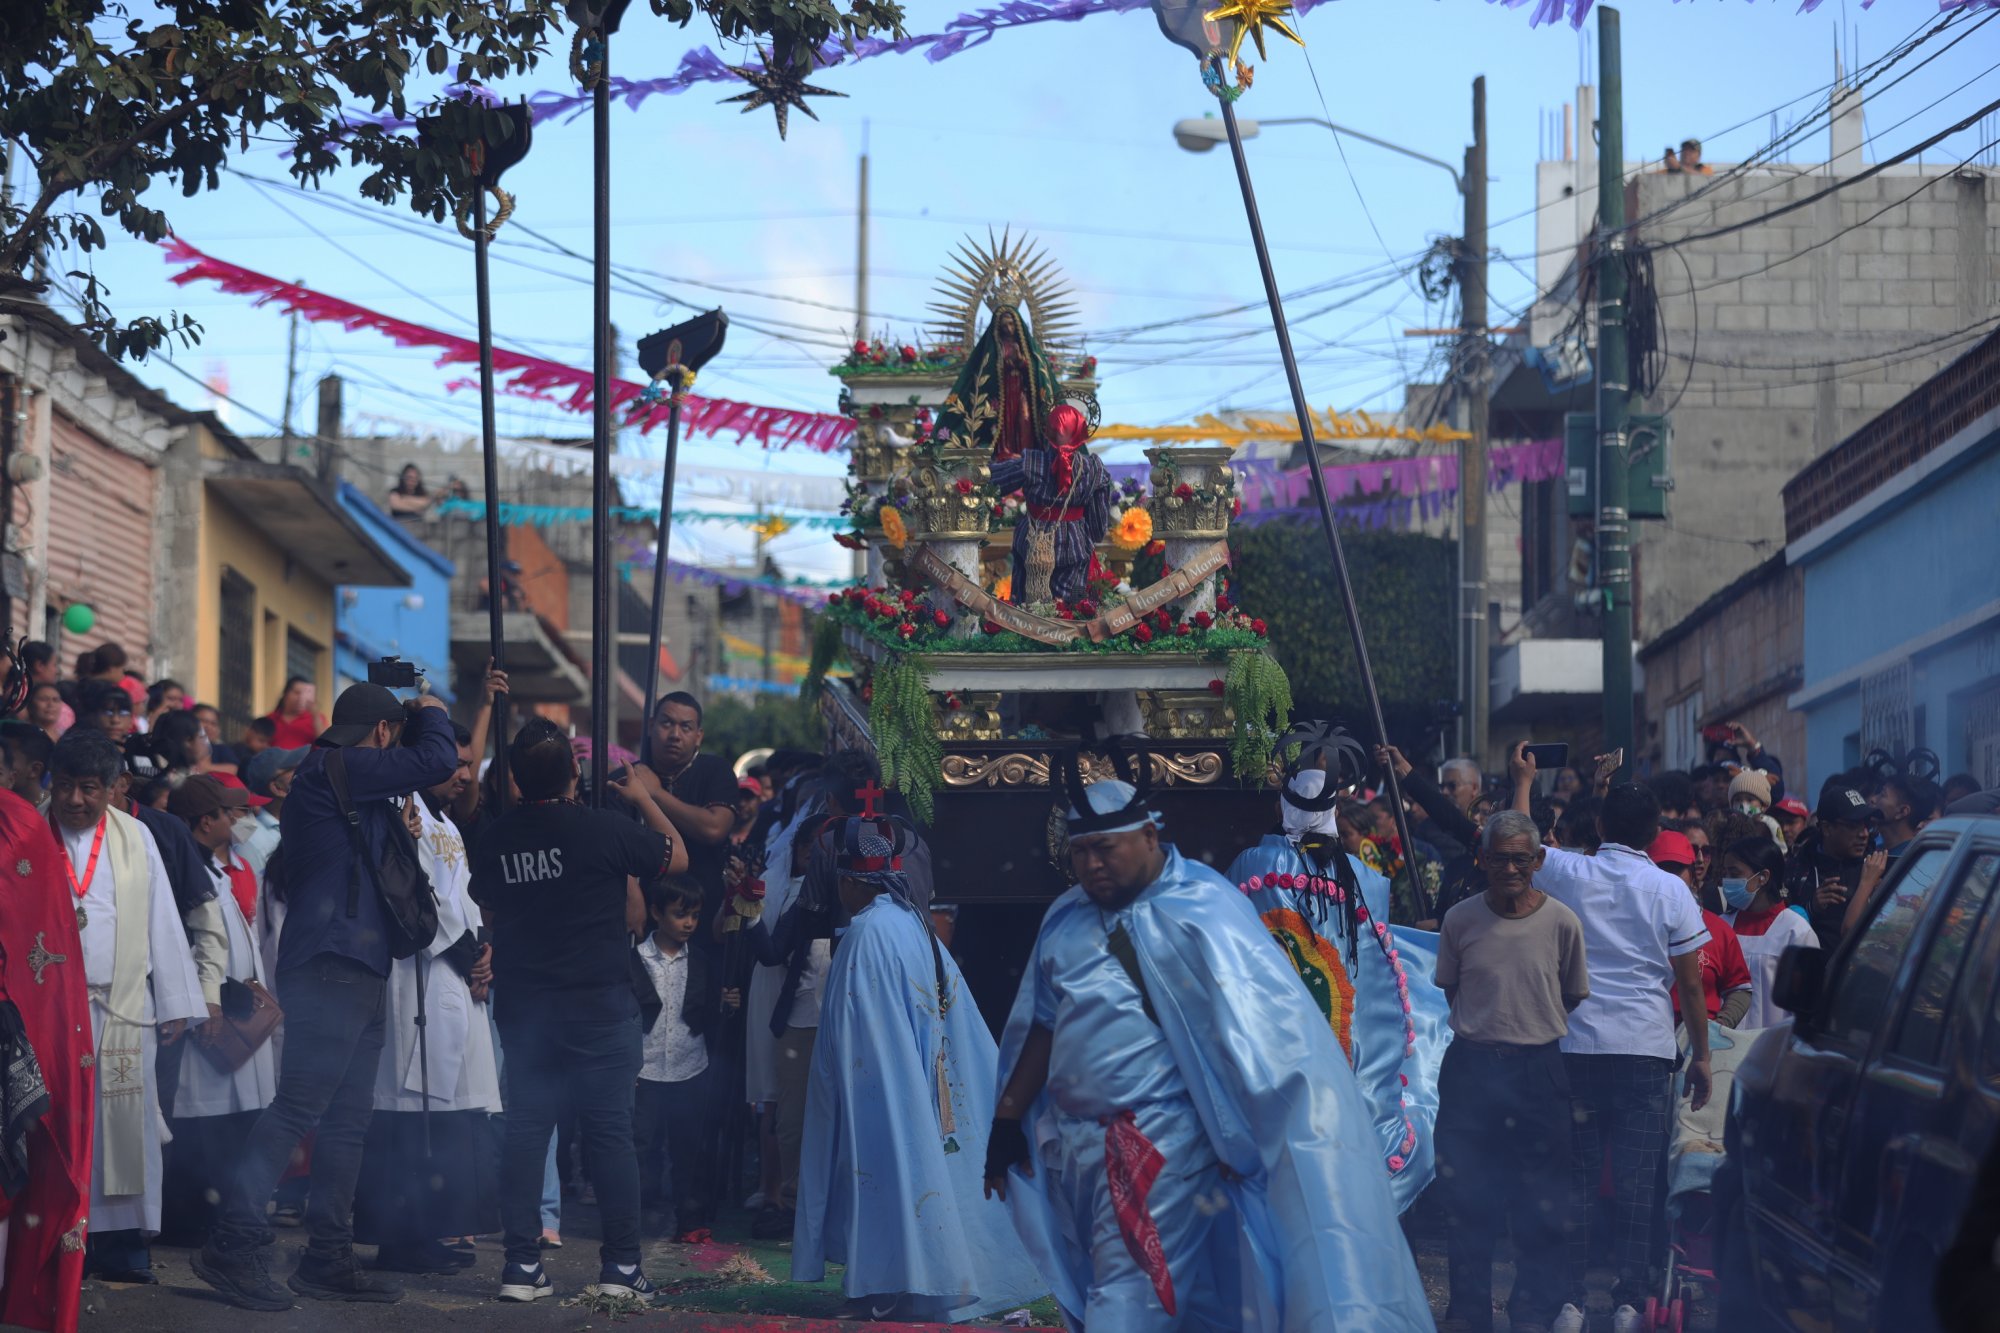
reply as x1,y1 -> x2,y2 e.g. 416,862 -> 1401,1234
469,718 -> 688,1306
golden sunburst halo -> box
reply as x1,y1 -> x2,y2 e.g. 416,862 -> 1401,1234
1203,0 -> 1304,64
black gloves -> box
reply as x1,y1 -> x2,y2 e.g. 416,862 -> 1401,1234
984,1116 -> 1031,1185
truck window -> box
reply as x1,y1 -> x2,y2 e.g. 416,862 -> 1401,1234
1894,854 -> 2000,1068
1822,846 -> 1953,1052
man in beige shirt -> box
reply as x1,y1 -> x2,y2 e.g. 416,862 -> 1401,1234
1433,810 -> 1589,1333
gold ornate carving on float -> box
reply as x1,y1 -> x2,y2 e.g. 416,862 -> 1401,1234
939,748 -> 1224,789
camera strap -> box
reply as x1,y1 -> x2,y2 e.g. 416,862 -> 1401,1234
326,748 -> 368,919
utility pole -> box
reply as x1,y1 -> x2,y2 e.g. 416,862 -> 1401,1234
1458,75 -> 1490,768
1594,6 -> 1634,776
280,300 -> 301,458
855,124 -> 870,343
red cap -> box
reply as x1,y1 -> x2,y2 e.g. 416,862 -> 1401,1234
1774,797 -> 1809,819
209,771 -> 271,807
1647,829 -> 1696,869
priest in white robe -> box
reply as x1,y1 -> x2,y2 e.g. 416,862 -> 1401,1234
354,737 -> 500,1274
161,776 -> 278,1245
48,730 -> 206,1283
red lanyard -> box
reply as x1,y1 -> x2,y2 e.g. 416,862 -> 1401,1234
54,816 -> 107,901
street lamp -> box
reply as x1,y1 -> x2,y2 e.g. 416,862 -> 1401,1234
1171,115 -> 1464,194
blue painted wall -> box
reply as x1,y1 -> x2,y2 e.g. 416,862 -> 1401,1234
1795,431 -> 2000,794
334,482 -> 457,702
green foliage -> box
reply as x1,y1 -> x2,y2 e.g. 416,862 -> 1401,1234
869,655 -> 941,823
800,613 -> 844,703
699,690 -> 823,765
0,0 -> 904,357
1229,523 -> 1454,739
1223,650 -> 1292,783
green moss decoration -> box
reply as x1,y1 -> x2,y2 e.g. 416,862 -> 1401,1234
870,656 -> 943,823
1224,650 -> 1293,783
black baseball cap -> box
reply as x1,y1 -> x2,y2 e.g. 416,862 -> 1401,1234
319,683 -> 407,747
1815,784 -> 1879,825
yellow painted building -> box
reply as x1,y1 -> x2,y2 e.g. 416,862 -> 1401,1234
165,417 -> 406,737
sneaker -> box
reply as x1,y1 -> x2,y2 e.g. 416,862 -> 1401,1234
742,1190 -> 767,1210
1552,1305 -> 1587,1333
288,1249 -> 404,1303
270,1202 -> 304,1228
595,1262 -> 661,1304
191,1240 -> 294,1312
498,1261 -> 555,1303
537,1228 -> 563,1249
1613,1304 -> 1645,1333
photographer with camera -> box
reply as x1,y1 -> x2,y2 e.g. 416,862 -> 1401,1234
194,681 -> 458,1311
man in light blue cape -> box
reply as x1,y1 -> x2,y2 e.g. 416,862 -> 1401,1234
986,777 -> 1433,1331
792,819 -> 1045,1322
1225,764 -> 1450,1214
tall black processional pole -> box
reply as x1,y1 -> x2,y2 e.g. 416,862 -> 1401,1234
1151,0 -> 1433,917
570,0 -> 632,804
636,312 -> 730,716
421,97 -> 533,815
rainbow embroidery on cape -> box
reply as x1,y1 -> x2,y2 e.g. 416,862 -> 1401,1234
1259,906 -> 1357,1058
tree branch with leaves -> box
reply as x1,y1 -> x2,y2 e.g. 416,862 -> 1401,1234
0,0 -> 903,359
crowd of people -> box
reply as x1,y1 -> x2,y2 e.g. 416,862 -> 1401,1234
0,635 -> 1986,1332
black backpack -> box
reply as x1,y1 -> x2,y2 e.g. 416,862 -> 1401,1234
325,748 -> 439,960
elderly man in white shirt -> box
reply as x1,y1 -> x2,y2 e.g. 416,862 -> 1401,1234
1510,744 -> 1711,1333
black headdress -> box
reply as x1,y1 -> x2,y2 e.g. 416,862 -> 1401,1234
1276,721 -> 1368,814
1059,737 -> 1159,837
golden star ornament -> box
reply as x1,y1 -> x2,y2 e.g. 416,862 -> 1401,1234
719,52 -> 847,141
1203,0 -> 1304,63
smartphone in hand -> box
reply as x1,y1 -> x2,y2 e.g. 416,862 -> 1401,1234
1522,743 -> 1570,773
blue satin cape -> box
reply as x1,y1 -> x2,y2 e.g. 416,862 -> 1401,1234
1225,835 -> 1449,1213
793,894 -> 1046,1320
996,848 -> 1434,1331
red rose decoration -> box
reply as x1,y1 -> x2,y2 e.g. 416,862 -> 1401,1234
1144,540 -> 1165,556
900,344 -> 918,363
1216,593 -> 1233,612
1174,483 -> 1194,499
1207,678 -> 1225,696
1133,624 -> 1153,644
1232,497 -> 1242,516
1192,611 -> 1214,629
899,589 -> 918,606
933,609 -> 951,628
868,404 -> 884,419
852,340 -> 869,356
1175,623 -> 1192,637
1251,618 -> 1268,637
1074,599 -> 1097,618
981,620 -> 1002,635
826,593 -> 839,605
944,693 -> 962,710
898,623 -> 916,640
954,477 -> 974,495
1151,609 -> 1171,630
991,503 -> 1005,517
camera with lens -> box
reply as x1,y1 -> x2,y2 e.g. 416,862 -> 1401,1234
367,655 -> 426,692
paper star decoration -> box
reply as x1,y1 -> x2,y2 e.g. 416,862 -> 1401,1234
719,52 -> 846,140
1203,0 -> 1304,63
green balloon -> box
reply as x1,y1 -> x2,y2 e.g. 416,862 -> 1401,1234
61,603 -> 95,635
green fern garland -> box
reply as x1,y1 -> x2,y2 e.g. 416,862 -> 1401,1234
870,655 -> 943,823
801,614 -> 844,703
1224,650 -> 1293,784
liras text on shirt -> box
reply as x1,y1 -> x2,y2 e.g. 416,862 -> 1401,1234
500,848 -> 564,884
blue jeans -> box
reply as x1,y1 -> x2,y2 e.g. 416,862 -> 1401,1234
498,1017 -> 642,1268
214,953 -> 387,1259
541,1135 -> 561,1232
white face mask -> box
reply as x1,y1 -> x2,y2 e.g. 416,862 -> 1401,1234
1736,801 -> 1763,818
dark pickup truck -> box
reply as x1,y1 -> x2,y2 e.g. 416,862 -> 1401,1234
1719,814 -> 2000,1333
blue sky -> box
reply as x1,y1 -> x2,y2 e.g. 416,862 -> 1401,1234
44,0 -> 2000,580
